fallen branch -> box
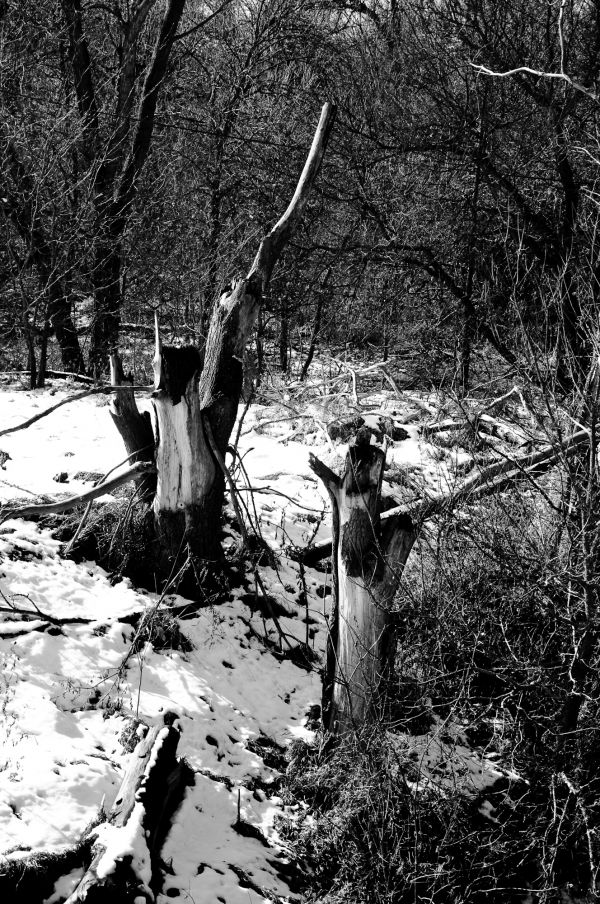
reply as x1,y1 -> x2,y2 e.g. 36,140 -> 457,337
0,462 -> 156,523
298,427 -> 589,564
0,385 -> 152,439
0,369 -> 96,384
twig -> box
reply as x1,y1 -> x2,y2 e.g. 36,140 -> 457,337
0,369 -> 96,384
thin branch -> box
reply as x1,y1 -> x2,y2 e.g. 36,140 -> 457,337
174,0 -> 237,40
250,102 -> 337,287
470,63 -> 599,104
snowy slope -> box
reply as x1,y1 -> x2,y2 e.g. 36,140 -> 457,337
0,377 -> 515,903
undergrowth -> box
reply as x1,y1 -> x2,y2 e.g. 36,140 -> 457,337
282,488 -> 600,903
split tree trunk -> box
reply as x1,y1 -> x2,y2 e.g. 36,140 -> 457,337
310,427 -> 416,734
139,103 -> 336,573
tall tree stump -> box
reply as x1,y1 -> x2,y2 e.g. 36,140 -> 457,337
108,103 -> 336,577
310,428 -> 416,733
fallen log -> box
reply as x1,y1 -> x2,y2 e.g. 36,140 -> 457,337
65,711 -> 192,904
0,712 -> 190,904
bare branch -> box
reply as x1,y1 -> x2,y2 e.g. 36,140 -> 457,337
470,63 -> 599,104
250,102 -> 337,287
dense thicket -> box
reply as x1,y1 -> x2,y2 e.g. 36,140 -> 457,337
2,0 -> 599,387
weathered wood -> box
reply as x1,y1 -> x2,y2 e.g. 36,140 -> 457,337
0,462 -> 156,523
109,354 -> 156,502
311,428 -> 416,733
151,333 -> 221,563
302,426 -> 590,565
65,711 -> 190,904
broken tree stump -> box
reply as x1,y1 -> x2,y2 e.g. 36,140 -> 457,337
65,711 -> 192,904
310,428 -> 416,734
109,354 -> 156,503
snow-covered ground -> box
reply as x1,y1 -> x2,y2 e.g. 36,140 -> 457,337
0,376 -> 520,902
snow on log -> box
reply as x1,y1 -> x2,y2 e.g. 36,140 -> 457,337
64,711 -> 192,904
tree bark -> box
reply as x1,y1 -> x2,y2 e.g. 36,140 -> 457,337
61,0 -> 187,374
310,428 -> 416,733
109,354 -> 156,502
151,332 -> 222,564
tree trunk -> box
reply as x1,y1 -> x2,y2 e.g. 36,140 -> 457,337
48,283 -> 85,374
90,240 -> 122,376
151,334 -> 224,565
310,427 -> 416,734
110,104 -> 335,578
109,353 -> 156,502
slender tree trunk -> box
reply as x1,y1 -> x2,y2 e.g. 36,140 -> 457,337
310,428 -> 416,733
90,239 -> 122,375
48,282 -> 85,374
299,294 -> 323,381
279,296 -> 289,372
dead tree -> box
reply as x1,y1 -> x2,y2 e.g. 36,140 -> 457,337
310,424 -> 591,734
112,103 -> 336,571
310,428 -> 416,733
65,712 -> 191,904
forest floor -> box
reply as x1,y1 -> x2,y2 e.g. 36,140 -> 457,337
0,370 -> 523,903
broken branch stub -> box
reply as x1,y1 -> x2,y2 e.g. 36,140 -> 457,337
310,428 -> 416,734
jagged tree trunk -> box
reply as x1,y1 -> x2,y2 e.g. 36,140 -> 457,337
310,428 -> 416,734
144,103 -> 336,573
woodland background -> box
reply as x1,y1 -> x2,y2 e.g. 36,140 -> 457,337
3,0 -> 599,391
3,2 -> 600,903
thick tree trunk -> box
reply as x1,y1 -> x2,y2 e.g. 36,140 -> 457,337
310,427 -> 416,733
114,104 -> 336,576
